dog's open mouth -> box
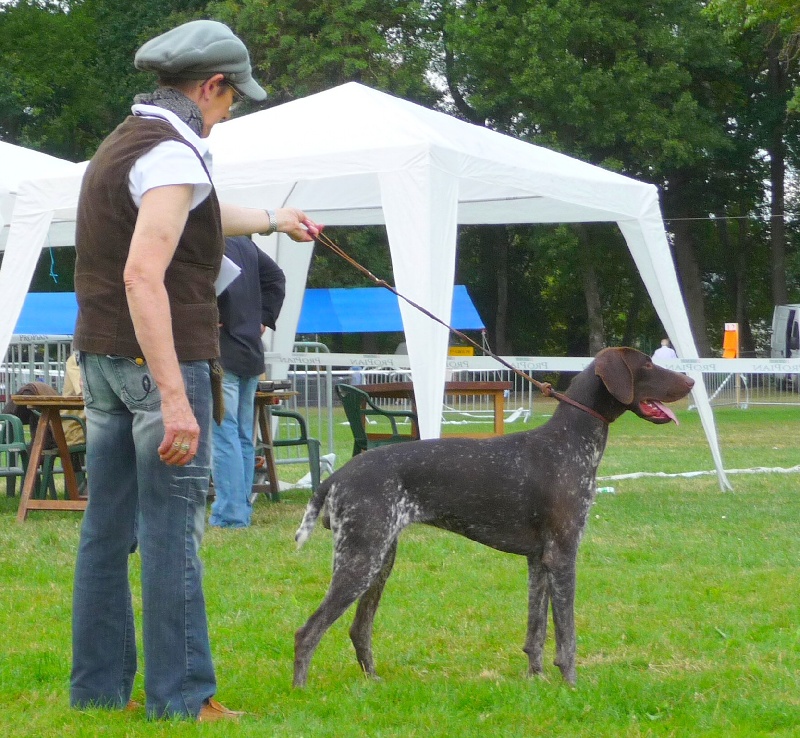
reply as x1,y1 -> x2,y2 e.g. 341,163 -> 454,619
639,399 -> 679,425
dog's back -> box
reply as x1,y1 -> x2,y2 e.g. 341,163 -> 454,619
299,419 -> 600,557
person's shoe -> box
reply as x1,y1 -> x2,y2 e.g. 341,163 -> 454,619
197,698 -> 244,722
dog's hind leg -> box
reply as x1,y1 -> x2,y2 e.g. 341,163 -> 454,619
546,542 -> 579,686
294,574 -> 367,687
293,533 -> 392,687
523,553 -> 549,678
349,539 -> 398,678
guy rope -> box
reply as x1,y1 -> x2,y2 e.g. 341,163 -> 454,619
314,231 -> 609,423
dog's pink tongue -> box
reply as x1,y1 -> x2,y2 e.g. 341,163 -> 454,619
653,400 -> 679,425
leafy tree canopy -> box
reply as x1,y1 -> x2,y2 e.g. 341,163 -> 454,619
707,0 -> 800,111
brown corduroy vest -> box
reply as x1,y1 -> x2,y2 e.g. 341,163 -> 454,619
73,115 -> 223,361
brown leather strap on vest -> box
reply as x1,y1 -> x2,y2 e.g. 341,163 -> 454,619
314,232 -> 610,424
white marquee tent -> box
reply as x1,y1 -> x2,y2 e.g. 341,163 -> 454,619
0,82 -> 730,489
0,141 -> 79,248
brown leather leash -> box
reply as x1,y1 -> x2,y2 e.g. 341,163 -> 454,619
314,232 -> 609,424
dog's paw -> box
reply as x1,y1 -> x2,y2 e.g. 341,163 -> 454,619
526,667 -> 549,682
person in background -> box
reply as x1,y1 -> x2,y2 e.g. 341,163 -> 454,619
61,353 -> 86,447
652,338 -> 678,361
69,19 -> 321,722
210,236 -> 286,528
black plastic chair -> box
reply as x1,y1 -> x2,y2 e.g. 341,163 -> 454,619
336,384 -> 418,457
0,413 -> 29,497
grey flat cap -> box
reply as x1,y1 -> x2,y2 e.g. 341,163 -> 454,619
135,20 -> 267,101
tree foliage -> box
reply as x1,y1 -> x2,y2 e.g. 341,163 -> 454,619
707,0 -> 800,111
208,0 -> 438,107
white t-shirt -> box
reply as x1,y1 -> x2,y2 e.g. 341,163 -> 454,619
652,345 -> 677,360
128,104 -> 213,210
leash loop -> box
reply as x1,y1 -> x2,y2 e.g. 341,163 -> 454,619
314,232 -> 609,424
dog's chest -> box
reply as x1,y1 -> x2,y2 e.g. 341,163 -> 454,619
543,427 -> 606,473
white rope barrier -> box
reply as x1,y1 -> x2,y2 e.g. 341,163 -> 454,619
599,465 -> 800,481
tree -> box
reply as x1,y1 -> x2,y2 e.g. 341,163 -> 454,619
706,0 -> 800,310
708,0 -> 800,111
0,0 -> 215,158
437,0 -> 747,355
208,0 -> 438,107
0,1 -> 104,158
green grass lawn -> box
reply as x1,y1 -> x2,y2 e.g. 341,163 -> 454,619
0,402 -> 798,736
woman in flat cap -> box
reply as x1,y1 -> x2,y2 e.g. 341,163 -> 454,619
69,19 -> 321,722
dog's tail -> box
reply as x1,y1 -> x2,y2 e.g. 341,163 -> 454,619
295,479 -> 332,549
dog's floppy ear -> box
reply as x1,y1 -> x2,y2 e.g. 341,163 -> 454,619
595,348 -> 635,405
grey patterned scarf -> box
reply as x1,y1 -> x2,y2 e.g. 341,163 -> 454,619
133,87 -> 204,136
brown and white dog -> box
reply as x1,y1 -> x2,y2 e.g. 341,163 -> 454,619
293,347 -> 694,687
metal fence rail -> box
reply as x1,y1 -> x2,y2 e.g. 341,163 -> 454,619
272,342 -> 337,468
696,371 -> 800,409
1,335 -> 73,401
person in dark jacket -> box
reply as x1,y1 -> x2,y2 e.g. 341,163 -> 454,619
210,236 -> 286,528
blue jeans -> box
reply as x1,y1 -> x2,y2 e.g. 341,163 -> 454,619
70,354 -> 215,719
209,372 -> 259,528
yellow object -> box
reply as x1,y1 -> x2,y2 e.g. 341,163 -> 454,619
722,323 -> 739,359
448,346 -> 474,356
61,353 -> 87,446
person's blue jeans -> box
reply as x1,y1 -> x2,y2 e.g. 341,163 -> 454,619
209,372 -> 259,528
70,354 -> 216,719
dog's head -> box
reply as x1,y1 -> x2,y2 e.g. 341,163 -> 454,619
594,347 -> 694,424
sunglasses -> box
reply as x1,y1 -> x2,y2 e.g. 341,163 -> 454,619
223,80 -> 245,112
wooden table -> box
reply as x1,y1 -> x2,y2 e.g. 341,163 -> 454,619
354,381 -> 512,438
13,395 -> 86,522
252,390 -> 298,502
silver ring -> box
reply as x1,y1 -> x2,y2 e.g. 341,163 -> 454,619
172,442 -> 181,449
180,443 -> 190,451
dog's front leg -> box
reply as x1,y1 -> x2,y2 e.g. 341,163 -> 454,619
523,554 -> 549,677
546,544 -> 579,686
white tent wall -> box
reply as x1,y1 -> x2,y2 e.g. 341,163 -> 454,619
0,83 -> 730,488
0,164 -> 88,359
0,216 -> 51,356
379,162 -> 460,439
254,233 -> 315,380
0,144 -> 82,355
617,206 -> 731,490
0,141 -> 77,237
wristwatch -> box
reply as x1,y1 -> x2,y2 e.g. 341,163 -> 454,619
259,209 -> 278,235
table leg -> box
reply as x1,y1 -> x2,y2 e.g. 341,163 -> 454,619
16,409 -> 87,522
49,410 -> 81,501
16,414 -> 49,523
256,405 -> 281,502
494,390 -> 505,436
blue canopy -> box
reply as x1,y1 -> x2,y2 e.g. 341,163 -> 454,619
296,286 -> 485,333
14,286 -> 485,336
14,292 -> 78,335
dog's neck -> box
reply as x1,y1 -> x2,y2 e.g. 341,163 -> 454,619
559,369 -> 627,425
